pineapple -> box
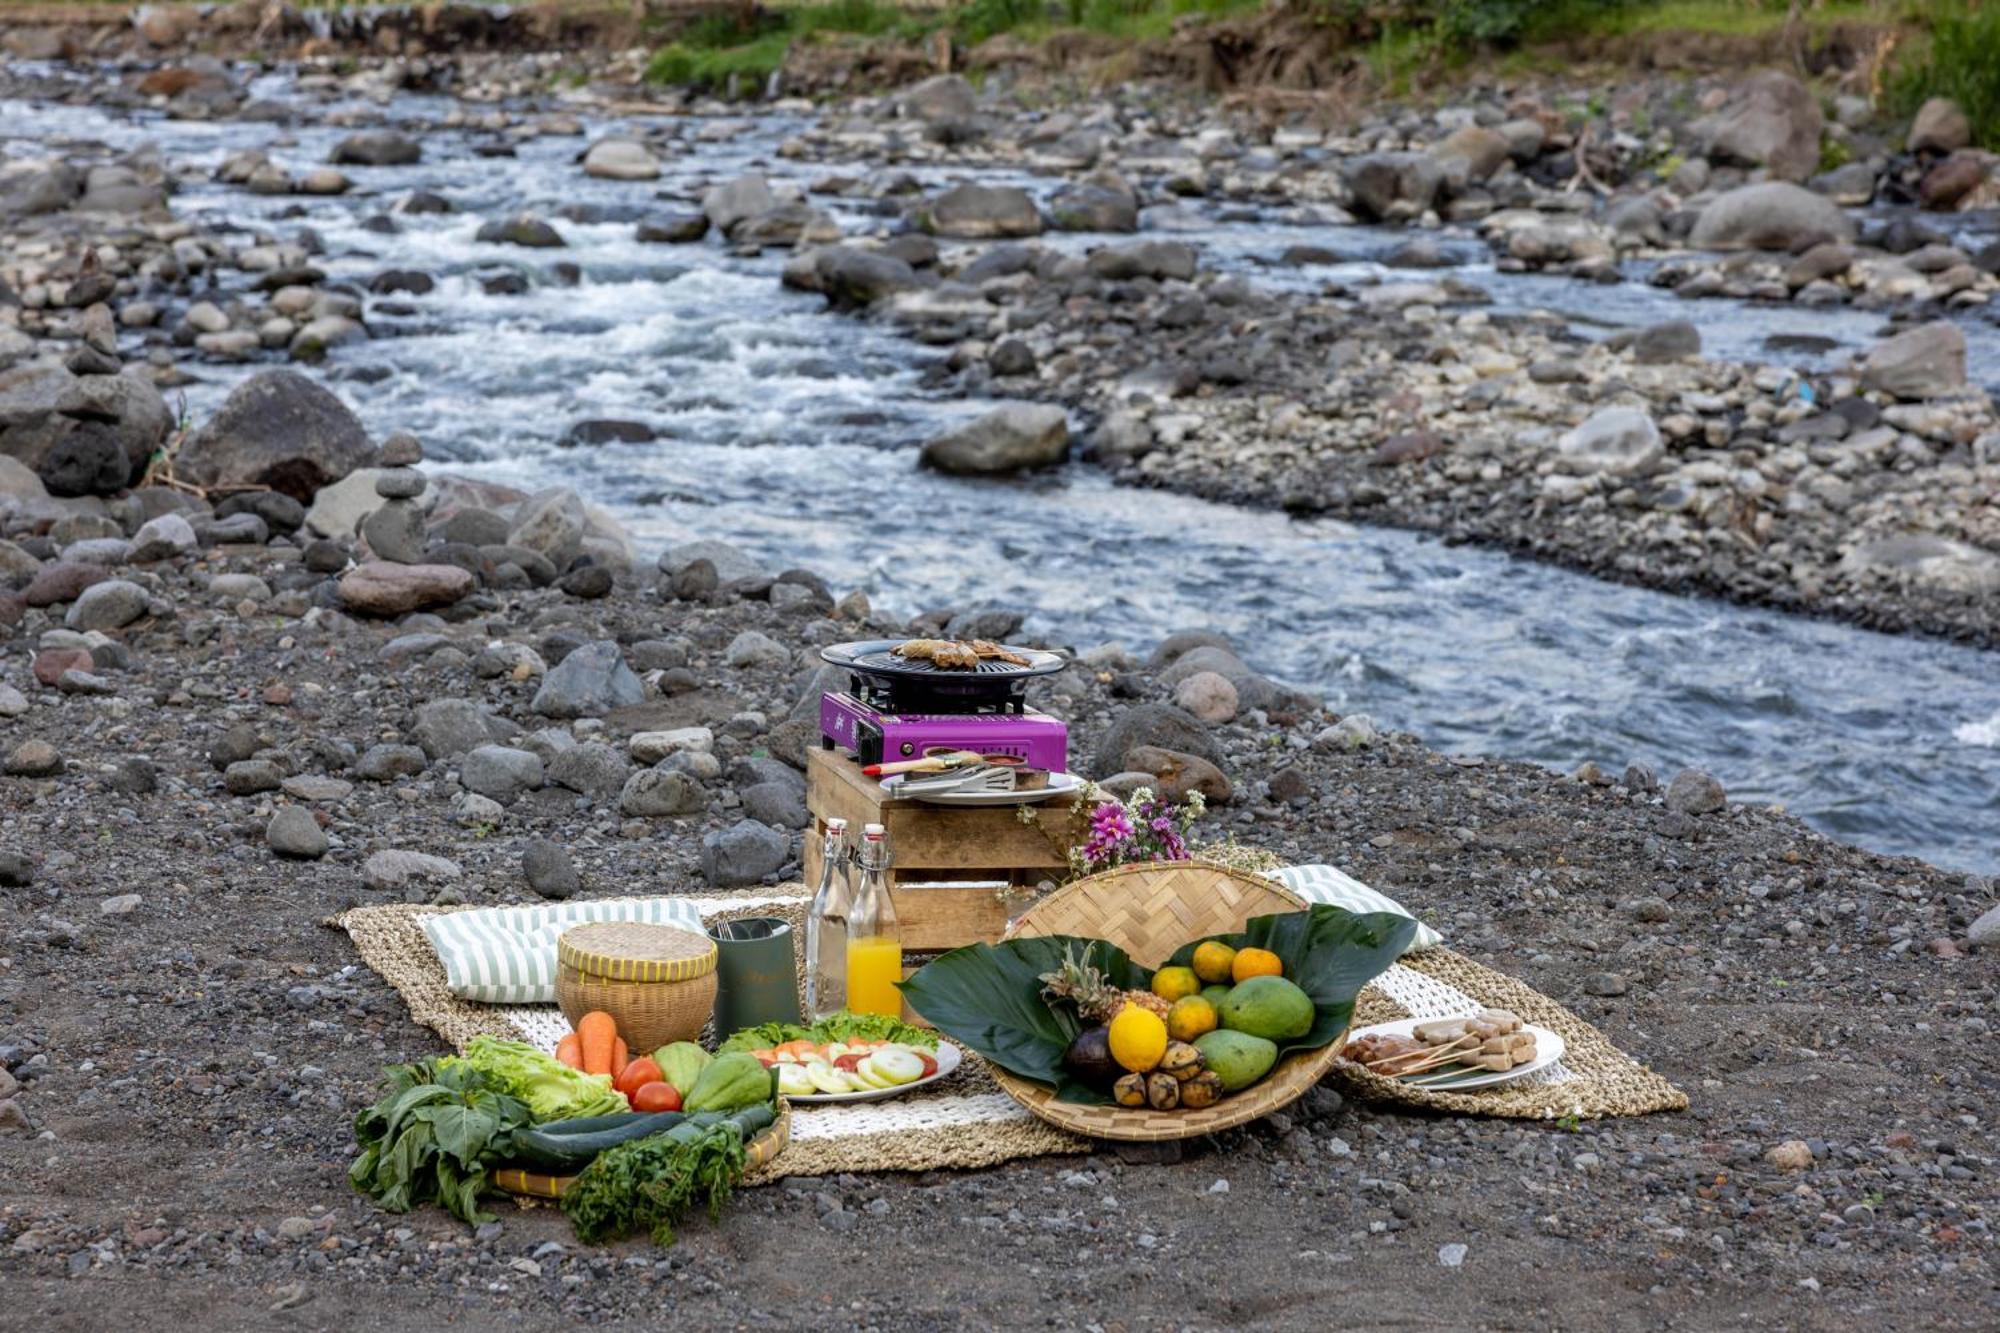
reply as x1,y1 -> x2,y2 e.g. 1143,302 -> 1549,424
1038,942 -> 1171,1022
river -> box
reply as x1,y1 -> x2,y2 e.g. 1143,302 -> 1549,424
5,73 -> 1996,873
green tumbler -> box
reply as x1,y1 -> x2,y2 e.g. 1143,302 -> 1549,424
707,917 -> 804,1036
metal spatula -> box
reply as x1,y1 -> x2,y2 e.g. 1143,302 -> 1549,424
892,765 -> 1020,799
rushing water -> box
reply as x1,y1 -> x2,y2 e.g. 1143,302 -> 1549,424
4,76 -> 1997,873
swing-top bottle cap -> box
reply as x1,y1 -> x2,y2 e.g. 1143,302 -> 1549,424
862,823 -> 885,840
825,817 -> 848,834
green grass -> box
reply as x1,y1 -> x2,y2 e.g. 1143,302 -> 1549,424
1572,0 -> 1890,38
1890,1 -> 2000,148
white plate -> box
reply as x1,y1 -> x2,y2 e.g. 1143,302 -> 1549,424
880,771 -> 1085,807
780,1040 -> 962,1104
1342,1018 -> 1565,1091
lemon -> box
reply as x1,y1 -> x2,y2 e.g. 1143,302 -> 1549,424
1106,1002 -> 1169,1073
1150,965 -> 1201,1003
1230,946 -> 1283,983
1167,995 -> 1219,1043
1191,940 -> 1238,985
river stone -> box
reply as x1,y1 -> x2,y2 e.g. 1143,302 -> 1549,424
523,839 -> 580,900
361,500 -> 426,564
1838,535 -> 2000,595
476,214 -> 565,248
583,137 -> 661,181
740,780 -> 809,829
1968,903 -> 2000,947
1556,406 -> 1663,476
509,487 -> 585,566
1124,745 -> 1232,805
178,369 -> 372,501
1086,240 -> 1196,282
1666,768 -> 1727,816
1429,124 -> 1512,182
373,467 -> 425,500
78,164 -> 162,213
532,640 -> 642,719
1173,671 -> 1240,724
361,849 -> 461,894
812,247 -> 921,307
1859,322 -> 1966,400
724,630 -> 790,671
129,512 -> 197,562
1909,97 -> 1972,154
1688,182 -> 1856,252
1094,702 -> 1225,773
637,213 -> 709,243
223,759 -> 283,795
1694,70 -> 1823,182
38,425 -> 128,498
703,174 -> 777,234
413,699 -> 502,760
1049,183 -> 1137,233
919,404 -> 1069,475
546,742 -> 630,799
900,74 -> 976,124
338,562 -> 473,616
629,727 -> 713,762
5,739 -> 62,777
923,183 -> 1043,239
357,743 -> 427,782
331,132 -> 420,167
266,806 -> 328,859
619,768 -> 706,818
660,540 -> 763,586
1631,320 -> 1701,364
459,745 -> 544,804
1342,152 -> 1444,223
700,819 -> 788,887
64,579 -> 146,631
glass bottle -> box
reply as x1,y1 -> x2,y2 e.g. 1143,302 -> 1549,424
804,817 -> 851,1019
843,824 -> 903,1019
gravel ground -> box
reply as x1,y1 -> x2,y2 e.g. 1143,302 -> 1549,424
0,552 -> 1992,1330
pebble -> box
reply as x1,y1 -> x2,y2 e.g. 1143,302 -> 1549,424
5,740 -> 62,777
1665,768 -> 1727,816
1438,1242 -> 1468,1268
522,839 -> 581,899
99,893 -> 140,916
1584,972 -> 1629,997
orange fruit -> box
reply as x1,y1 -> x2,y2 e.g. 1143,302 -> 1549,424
1167,995 -> 1219,1043
1150,965 -> 1201,1003
1191,940 -> 1238,985
1231,946 -> 1283,983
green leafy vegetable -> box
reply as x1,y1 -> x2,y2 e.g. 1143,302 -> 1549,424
902,908 -> 1414,1105
349,1058 -> 534,1225
447,1036 -> 628,1122
560,1105 -> 777,1246
897,936 -> 1149,1104
714,1009 -> 940,1055
683,1053 -> 777,1113
651,1041 -> 711,1094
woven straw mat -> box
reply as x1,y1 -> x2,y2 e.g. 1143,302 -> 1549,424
331,898 -> 1685,1181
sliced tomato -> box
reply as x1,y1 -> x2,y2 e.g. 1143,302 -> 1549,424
916,1052 -> 939,1079
833,1052 -> 866,1072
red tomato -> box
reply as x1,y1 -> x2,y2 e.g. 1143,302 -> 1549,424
833,1053 -> 866,1072
632,1081 -> 681,1113
615,1057 -> 663,1097
916,1052 -> 938,1079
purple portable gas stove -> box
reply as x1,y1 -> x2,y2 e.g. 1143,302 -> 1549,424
817,639 -> 1069,772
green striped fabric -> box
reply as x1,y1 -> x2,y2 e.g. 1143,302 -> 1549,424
1265,864 -> 1443,953
421,897 -> 707,1004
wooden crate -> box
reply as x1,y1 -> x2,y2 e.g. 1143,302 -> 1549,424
803,745 -> 1090,953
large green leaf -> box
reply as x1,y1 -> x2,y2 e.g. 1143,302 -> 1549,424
1165,906 -> 1416,1058
898,936 -> 1150,1104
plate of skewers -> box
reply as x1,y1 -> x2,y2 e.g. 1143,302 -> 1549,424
1340,1008 -> 1565,1091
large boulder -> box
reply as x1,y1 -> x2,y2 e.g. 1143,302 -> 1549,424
532,640 -> 643,719
1342,152 -> 1444,223
509,487 -> 586,567
1858,321 -> 1967,400
700,819 -> 788,887
582,137 -> 661,181
0,364 -> 167,477
0,160 -> 80,217
1554,406 -> 1663,475
899,74 -> 976,124
1092,702 -> 1225,774
703,174 -> 778,235
1048,182 -> 1138,233
919,404 -> 1069,475
1694,70 -> 1823,182
77,164 -> 162,213
1909,97 -> 1972,154
922,184 -> 1042,239
1688,182 -> 1855,252
178,370 -> 372,501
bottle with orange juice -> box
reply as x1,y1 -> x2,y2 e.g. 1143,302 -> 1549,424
844,823 -> 903,1018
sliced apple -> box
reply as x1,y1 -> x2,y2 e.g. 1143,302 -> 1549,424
775,1063 -> 816,1098
852,1056 -> 896,1089
871,1046 -> 926,1085
805,1061 -> 854,1095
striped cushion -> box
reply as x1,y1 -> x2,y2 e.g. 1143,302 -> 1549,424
421,897 -> 707,1005
1264,864 -> 1443,953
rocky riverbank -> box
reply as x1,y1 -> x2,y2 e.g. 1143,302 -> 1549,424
0,468 -> 1991,1326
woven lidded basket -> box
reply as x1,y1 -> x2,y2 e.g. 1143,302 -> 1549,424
991,860 -> 1338,1143
555,921 -> 718,1051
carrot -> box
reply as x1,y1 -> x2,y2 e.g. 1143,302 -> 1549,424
555,1033 -> 583,1070
613,1037 -> 628,1077
577,1011 -> 618,1077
